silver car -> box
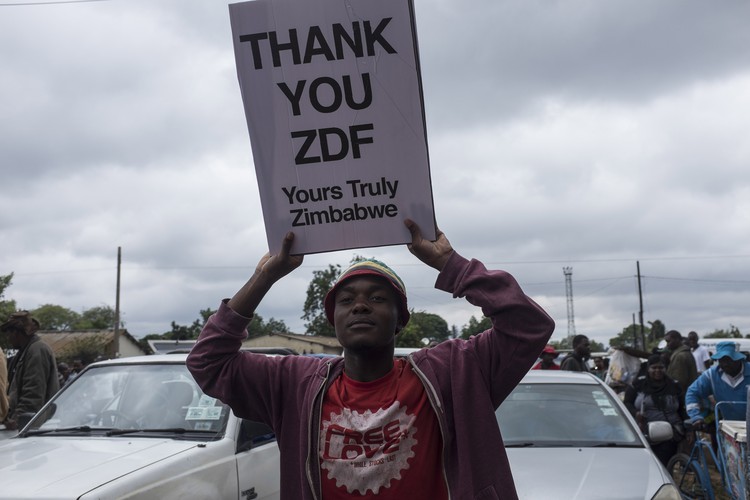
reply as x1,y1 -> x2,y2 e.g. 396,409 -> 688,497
0,354 -> 281,499
498,371 -> 680,500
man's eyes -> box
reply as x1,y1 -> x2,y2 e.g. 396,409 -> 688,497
337,294 -> 387,303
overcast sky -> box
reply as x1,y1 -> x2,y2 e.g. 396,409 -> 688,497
2,0 -> 749,348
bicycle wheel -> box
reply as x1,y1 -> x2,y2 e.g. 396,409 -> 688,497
667,453 -> 710,499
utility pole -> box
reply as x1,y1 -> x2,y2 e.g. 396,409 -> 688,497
114,246 -> 121,358
563,267 -> 576,340
637,261 -> 645,350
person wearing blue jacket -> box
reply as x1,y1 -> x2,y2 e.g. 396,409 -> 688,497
685,341 -> 750,424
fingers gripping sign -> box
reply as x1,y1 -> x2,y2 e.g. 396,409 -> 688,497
404,219 -> 453,272
229,232 -> 304,317
256,231 -> 304,281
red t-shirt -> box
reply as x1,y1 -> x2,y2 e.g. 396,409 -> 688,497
319,358 -> 449,499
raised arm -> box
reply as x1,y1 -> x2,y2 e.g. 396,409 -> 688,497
227,231 -> 304,316
186,232 -> 303,421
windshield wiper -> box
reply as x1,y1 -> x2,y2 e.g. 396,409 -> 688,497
591,442 -> 641,448
505,442 -> 537,448
23,425 -> 93,436
106,427 -> 190,436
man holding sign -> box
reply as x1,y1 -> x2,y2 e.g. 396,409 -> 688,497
187,219 -> 555,499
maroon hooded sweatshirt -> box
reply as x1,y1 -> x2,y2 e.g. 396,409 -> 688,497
187,252 -> 555,500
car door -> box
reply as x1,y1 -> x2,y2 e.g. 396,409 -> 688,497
235,419 -> 282,499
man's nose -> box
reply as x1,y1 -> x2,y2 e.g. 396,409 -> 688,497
351,296 -> 371,313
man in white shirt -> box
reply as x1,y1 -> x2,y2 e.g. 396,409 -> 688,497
688,331 -> 711,374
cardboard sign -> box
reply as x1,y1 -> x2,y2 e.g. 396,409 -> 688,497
229,0 -> 435,254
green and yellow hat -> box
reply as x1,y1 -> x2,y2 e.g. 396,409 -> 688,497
324,259 -> 409,326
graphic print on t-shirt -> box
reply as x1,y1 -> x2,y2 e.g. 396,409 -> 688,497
320,401 -> 417,495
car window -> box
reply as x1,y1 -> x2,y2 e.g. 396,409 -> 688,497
496,382 -> 641,447
29,363 -> 231,437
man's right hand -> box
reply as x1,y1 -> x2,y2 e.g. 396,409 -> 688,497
228,232 -> 303,317
255,231 -> 304,283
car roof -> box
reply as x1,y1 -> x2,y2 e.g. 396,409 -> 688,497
86,347 -> 296,369
519,370 -> 602,385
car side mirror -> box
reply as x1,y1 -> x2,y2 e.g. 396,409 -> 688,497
647,421 -> 673,443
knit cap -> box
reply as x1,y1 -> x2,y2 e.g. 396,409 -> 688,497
324,259 -> 409,326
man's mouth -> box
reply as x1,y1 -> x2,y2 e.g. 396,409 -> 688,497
348,318 -> 375,327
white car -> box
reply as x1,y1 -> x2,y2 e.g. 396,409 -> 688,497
0,354 -> 280,499
498,371 -> 680,500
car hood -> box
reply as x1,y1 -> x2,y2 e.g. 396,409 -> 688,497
507,447 -> 671,500
0,436 -> 199,499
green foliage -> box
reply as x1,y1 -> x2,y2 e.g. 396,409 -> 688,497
32,304 -> 80,331
302,263 -> 341,337
396,310 -> 451,347
0,273 -> 17,349
59,334 -> 109,365
248,314 -> 291,338
460,315 -> 491,339
77,305 -> 118,330
610,323 -> 652,350
705,325 -> 743,339
551,336 -> 606,353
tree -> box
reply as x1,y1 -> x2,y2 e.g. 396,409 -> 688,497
0,272 -> 16,319
248,313 -> 291,338
75,305 -> 119,330
706,325 -> 742,339
460,315 -> 491,339
31,304 -> 80,331
0,273 -> 17,350
396,311 -> 450,347
302,263 -> 341,337
59,334 -> 109,365
551,336 -> 606,353
610,323 -> 654,350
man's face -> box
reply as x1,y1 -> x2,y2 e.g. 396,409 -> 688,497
575,338 -> 591,358
666,334 -> 681,350
2,328 -> 26,349
541,353 -> 556,363
687,334 -> 699,349
718,357 -> 744,377
333,276 -> 401,353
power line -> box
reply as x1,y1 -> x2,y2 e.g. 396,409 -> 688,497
0,0 -> 111,6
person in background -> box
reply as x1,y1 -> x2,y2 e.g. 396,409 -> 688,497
664,330 -> 698,395
532,345 -> 560,370
187,220 -> 555,500
686,341 -> 750,452
0,347 -> 8,423
57,362 -> 71,387
687,331 -> 711,374
561,334 -> 591,372
591,356 -> 608,380
67,359 -> 85,383
0,311 -> 59,430
624,355 -> 686,466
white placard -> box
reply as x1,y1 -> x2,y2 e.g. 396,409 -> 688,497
230,0 -> 435,254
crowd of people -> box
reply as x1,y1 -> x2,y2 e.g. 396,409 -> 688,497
534,331 -> 750,467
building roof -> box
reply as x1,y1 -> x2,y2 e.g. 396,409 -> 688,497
36,329 -> 146,358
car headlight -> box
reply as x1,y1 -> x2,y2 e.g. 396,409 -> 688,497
650,484 -> 681,500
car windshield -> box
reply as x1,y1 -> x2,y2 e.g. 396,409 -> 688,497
496,382 -> 641,447
26,363 -> 230,437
